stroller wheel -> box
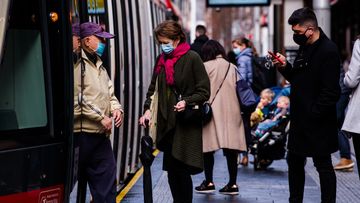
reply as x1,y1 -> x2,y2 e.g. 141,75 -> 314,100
259,159 -> 273,169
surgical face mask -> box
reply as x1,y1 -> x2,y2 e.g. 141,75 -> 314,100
293,29 -> 310,46
95,42 -> 106,56
160,42 -> 174,54
233,47 -> 241,56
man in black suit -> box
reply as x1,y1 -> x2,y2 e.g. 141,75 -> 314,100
271,8 -> 340,203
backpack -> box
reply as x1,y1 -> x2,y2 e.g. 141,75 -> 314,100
251,56 -> 270,95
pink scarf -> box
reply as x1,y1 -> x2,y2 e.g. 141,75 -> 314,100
155,42 -> 190,85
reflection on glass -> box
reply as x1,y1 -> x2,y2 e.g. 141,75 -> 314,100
0,0 -> 10,61
72,23 -> 81,64
0,30 -> 48,131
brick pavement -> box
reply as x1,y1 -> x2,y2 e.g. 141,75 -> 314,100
121,150 -> 360,203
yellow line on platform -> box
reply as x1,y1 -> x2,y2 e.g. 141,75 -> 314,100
116,149 -> 160,202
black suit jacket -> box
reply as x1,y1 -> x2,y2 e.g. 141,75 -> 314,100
279,28 -> 340,156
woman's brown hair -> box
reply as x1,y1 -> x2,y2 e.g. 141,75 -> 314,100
154,20 -> 186,43
232,37 -> 258,57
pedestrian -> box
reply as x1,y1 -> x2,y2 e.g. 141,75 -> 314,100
139,20 -> 210,203
194,40 -> 247,195
333,62 -> 354,171
232,37 -> 256,87
73,22 -> 124,203
231,37 -> 257,166
190,24 -> 209,59
272,8 -> 340,203
342,36 -> 360,179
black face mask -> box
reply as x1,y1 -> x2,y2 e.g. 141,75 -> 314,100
293,29 -> 310,46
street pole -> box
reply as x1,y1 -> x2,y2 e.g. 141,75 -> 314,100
253,7 -> 260,54
313,0 -> 331,38
190,0 -> 196,43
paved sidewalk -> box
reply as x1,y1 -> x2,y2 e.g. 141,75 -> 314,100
122,150 -> 360,203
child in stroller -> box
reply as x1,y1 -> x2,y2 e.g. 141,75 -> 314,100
255,96 -> 290,138
250,87 -> 291,170
250,88 -> 275,127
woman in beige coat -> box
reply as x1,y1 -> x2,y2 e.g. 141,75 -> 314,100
195,40 -> 246,195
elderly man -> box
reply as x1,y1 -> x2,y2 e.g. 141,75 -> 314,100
74,22 -> 124,203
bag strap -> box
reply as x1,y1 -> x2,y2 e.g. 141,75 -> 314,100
210,62 -> 231,105
80,55 -> 85,133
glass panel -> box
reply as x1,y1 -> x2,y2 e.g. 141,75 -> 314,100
0,0 -> 10,60
71,0 -> 81,64
0,0 -> 47,131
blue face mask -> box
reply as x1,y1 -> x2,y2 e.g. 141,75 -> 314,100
160,42 -> 174,54
233,48 -> 241,56
95,42 -> 106,56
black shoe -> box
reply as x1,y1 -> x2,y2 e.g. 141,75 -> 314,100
219,184 -> 239,195
195,180 -> 215,193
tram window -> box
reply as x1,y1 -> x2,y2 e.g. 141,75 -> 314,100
0,1 -> 47,131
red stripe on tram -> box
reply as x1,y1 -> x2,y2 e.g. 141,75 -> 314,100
0,185 -> 64,203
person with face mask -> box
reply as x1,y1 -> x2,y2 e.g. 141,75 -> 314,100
270,8 -> 340,203
231,37 -> 256,87
231,37 -> 257,167
139,20 -> 210,203
73,22 -> 124,203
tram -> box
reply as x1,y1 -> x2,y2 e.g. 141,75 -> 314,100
0,0 -> 177,202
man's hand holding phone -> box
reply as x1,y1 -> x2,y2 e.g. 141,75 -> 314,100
268,51 -> 286,69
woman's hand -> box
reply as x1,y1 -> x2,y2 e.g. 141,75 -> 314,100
139,109 -> 151,127
174,100 -> 186,112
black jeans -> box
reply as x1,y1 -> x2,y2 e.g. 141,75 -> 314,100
164,152 -> 193,203
287,152 -> 336,203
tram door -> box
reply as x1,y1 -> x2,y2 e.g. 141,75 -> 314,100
0,0 -> 74,202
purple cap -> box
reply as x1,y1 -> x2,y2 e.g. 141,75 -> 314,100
80,22 -> 114,39
72,23 -> 80,36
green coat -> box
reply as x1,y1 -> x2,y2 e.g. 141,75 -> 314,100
144,50 -> 210,174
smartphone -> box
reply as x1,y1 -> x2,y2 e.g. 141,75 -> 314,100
268,51 -> 285,65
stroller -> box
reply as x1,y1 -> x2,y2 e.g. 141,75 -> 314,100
249,86 -> 290,170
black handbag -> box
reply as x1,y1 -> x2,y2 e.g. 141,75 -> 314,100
201,102 -> 212,125
180,103 -> 210,125
176,63 -> 230,125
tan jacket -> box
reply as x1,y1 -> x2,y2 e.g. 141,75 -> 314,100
202,57 -> 247,152
74,51 -> 122,134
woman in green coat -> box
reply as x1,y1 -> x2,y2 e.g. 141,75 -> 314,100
139,20 -> 210,203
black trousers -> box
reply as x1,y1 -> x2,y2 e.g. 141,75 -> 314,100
164,152 -> 193,203
76,132 -> 116,203
286,152 -> 336,203
242,113 -> 252,148
204,149 -> 238,186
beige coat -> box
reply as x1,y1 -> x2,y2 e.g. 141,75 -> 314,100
202,57 -> 247,152
74,50 -> 123,134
